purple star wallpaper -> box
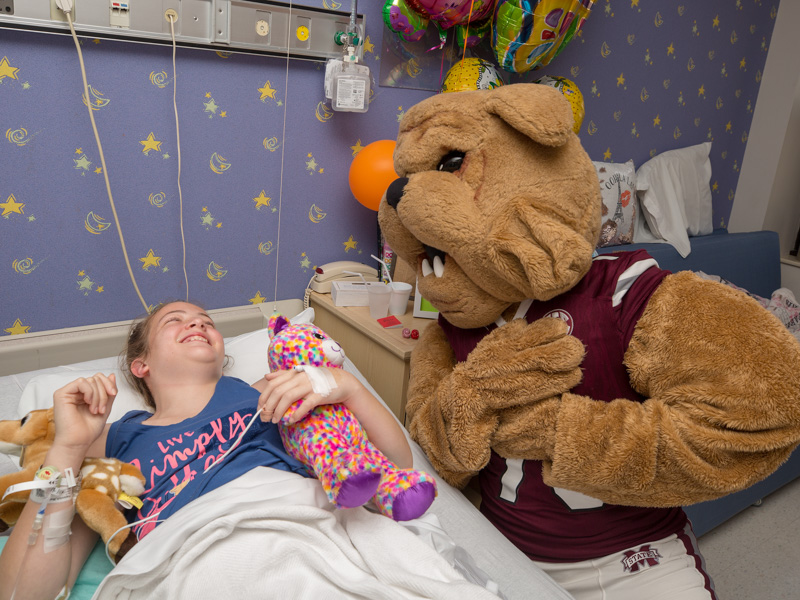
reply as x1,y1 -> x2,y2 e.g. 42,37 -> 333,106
0,1 -> 779,335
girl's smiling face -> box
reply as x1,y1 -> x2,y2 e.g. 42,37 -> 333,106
141,302 -> 225,376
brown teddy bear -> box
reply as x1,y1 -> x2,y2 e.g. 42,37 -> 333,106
0,408 -> 146,562
378,82 -> 800,597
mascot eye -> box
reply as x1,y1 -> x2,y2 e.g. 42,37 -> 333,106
437,151 -> 465,173
313,333 -> 325,340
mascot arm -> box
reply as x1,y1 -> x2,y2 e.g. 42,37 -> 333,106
407,318 -> 584,488
494,272 -> 800,507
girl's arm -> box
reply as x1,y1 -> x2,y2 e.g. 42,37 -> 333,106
0,374 -> 115,600
255,369 -> 413,468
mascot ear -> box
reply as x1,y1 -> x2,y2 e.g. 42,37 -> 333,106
483,84 -> 574,147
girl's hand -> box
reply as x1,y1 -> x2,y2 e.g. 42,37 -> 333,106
52,373 -> 117,452
257,367 -> 359,424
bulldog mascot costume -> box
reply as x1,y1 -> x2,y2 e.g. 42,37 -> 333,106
377,83 -> 800,599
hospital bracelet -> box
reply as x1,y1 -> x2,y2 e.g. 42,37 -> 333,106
2,466 -> 81,504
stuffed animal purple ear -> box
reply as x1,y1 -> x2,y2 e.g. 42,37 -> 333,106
266,313 -> 437,521
269,314 -> 291,338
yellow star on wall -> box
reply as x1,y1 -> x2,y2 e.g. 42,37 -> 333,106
0,56 -> 19,81
259,81 -> 277,101
667,43 -> 675,56
140,249 -> 162,269
351,139 -> 365,157
249,291 -> 267,304
363,36 -> 374,54
653,114 -> 661,127
616,73 -> 625,87
1,194 -> 25,217
253,191 -> 272,210
140,133 -> 162,155
343,235 -> 358,252
4,319 -> 29,335
603,147 -> 612,160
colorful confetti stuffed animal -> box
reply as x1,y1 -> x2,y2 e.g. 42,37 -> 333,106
267,314 -> 437,521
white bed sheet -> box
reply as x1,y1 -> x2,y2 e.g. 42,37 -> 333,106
0,332 -> 573,600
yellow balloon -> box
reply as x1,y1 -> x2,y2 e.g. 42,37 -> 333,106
441,58 -> 505,94
534,75 -> 584,134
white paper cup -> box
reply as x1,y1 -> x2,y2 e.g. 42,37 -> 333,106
367,282 -> 391,319
388,282 -> 413,316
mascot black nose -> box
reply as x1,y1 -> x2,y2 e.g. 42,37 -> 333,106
385,177 -> 408,209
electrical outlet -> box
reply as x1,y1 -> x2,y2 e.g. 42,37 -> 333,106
50,0 -> 75,23
0,0 -> 14,16
109,0 -> 130,29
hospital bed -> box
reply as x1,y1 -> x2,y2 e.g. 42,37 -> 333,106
0,299 -> 573,600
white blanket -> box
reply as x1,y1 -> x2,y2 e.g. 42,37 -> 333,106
93,468 -> 504,600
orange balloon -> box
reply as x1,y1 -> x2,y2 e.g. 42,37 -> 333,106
349,140 -> 398,211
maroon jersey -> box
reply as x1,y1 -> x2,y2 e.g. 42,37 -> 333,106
438,250 -> 687,562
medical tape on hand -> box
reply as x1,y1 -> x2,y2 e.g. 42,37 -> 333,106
293,365 -> 337,397
43,508 -> 75,553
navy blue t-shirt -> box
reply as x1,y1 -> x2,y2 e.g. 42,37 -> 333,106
106,375 -> 310,539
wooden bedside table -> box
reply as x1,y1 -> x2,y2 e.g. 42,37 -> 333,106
308,291 -> 435,423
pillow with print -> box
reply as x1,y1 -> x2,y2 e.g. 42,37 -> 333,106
593,160 -> 637,247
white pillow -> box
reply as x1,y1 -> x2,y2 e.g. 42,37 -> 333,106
634,141 -> 713,257
17,368 -> 147,423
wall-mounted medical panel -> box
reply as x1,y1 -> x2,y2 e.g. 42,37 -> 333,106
0,0 -> 364,62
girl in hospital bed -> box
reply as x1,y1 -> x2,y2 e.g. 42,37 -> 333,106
0,300 -> 414,600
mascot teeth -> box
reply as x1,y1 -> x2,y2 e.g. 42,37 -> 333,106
433,255 -> 445,278
421,257 -> 445,278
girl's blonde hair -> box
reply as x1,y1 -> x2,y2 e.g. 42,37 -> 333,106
122,302 -> 174,411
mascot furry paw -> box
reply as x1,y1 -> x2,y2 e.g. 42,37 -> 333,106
378,83 -> 800,564
0,408 -> 146,562
267,314 -> 436,521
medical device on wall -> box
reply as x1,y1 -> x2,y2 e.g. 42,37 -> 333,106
325,47 -> 370,113
323,0 -> 369,113
0,0 -> 364,62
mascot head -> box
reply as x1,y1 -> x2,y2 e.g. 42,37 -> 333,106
378,83 -> 601,329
